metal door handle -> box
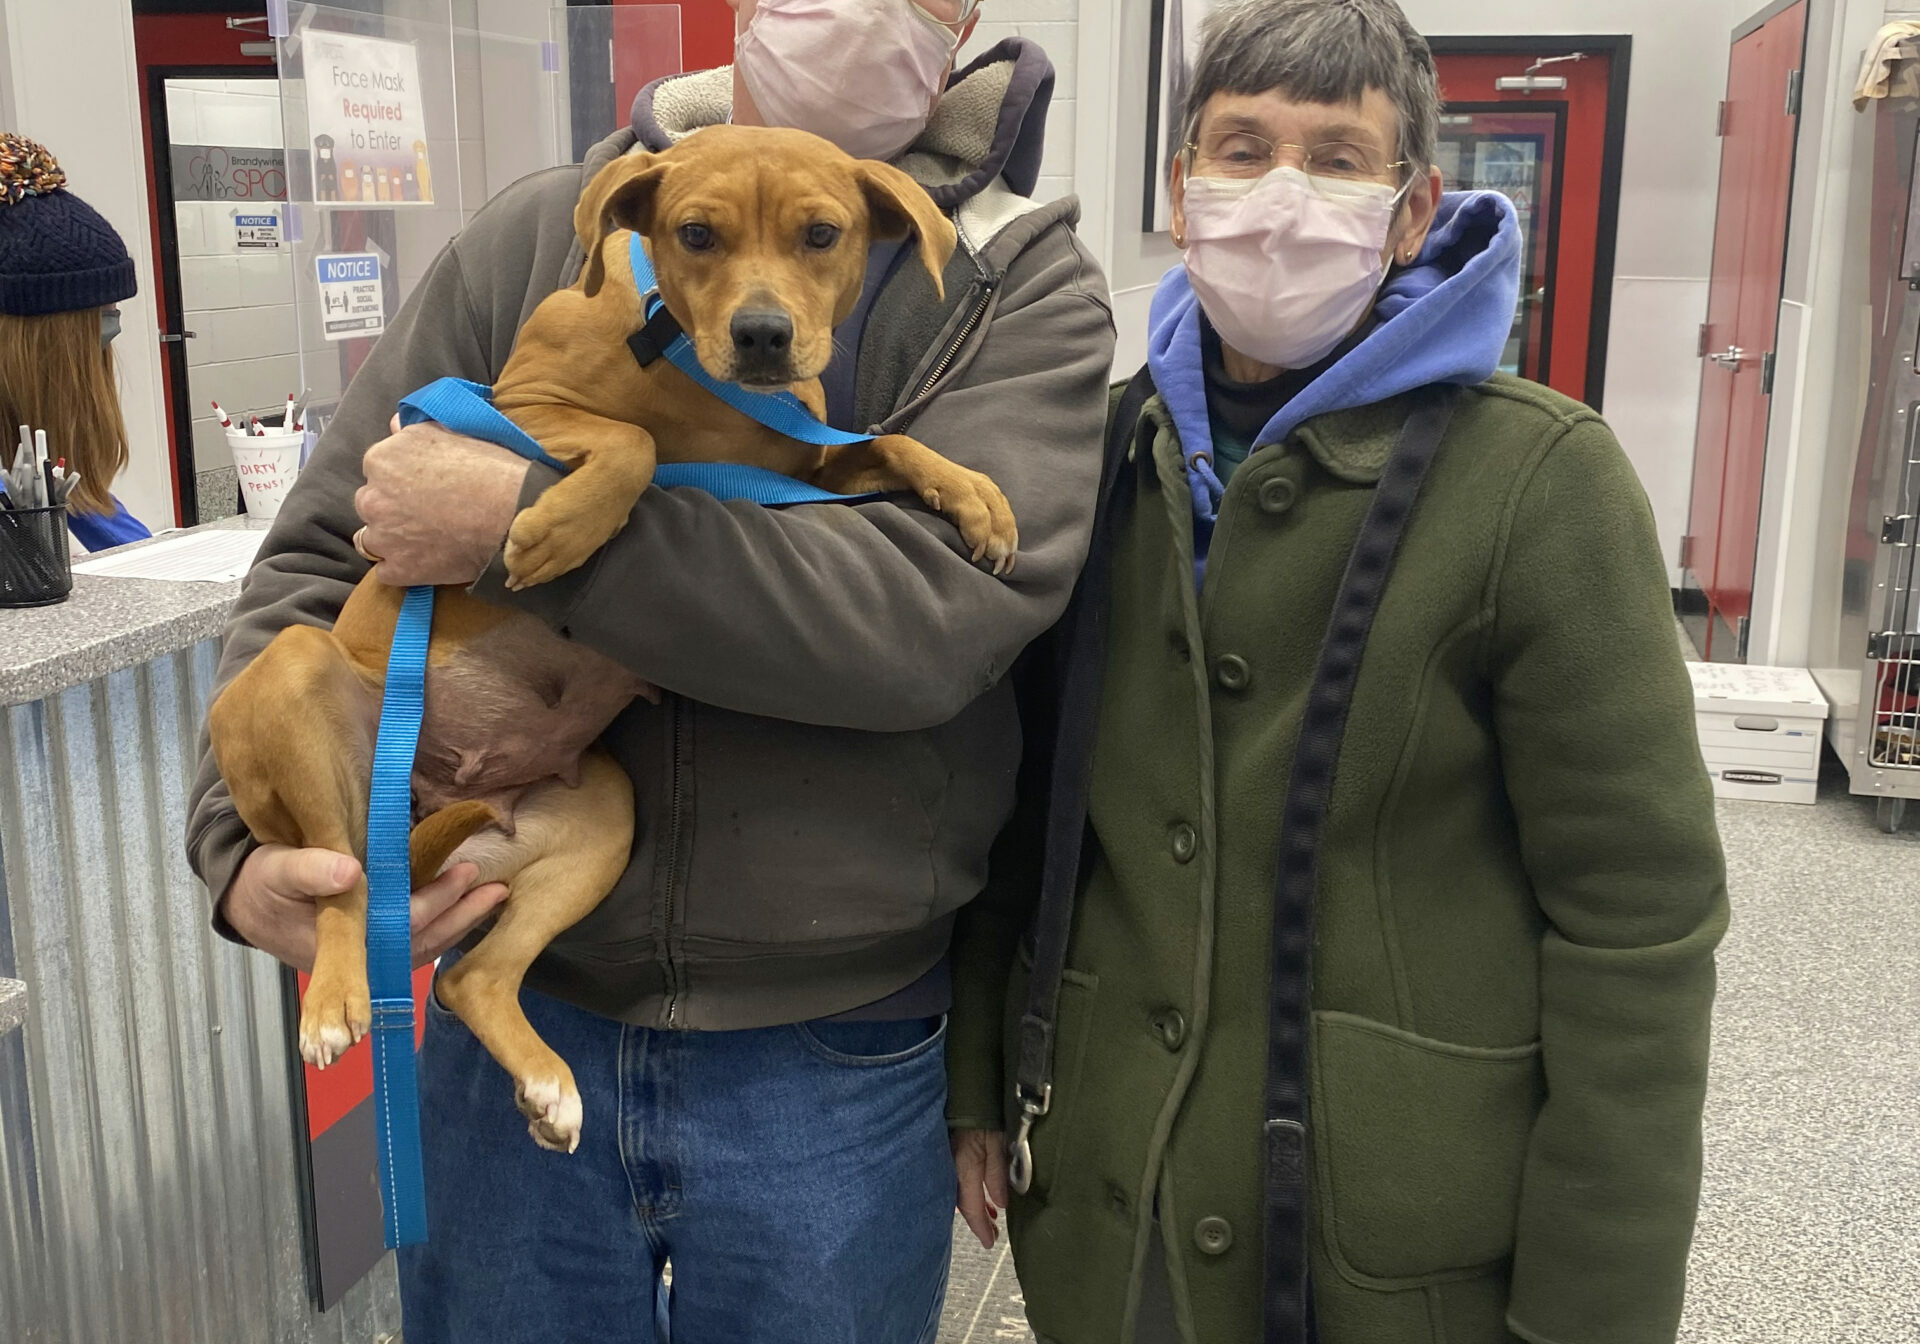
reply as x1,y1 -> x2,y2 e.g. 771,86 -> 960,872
1708,345 -> 1750,369
158,330 -> 197,343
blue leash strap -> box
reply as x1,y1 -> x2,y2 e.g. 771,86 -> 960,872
366,583 -> 433,1248
369,331 -> 883,1246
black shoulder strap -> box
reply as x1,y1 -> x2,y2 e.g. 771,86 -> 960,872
1009,362 -> 1156,1194
1262,385 -> 1459,1343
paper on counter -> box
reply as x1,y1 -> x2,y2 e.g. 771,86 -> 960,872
71,528 -> 268,583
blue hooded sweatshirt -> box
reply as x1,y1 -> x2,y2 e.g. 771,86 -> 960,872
1146,190 -> 1524,577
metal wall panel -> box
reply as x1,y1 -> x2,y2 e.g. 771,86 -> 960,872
0,639 -> 400,1343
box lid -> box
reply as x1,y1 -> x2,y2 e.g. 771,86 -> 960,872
1687,662 -> 1831,719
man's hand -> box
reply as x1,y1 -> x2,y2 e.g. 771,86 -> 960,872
220,842 -> 509,971
953,1127 -> 1011,1250
355,416 -> 530,587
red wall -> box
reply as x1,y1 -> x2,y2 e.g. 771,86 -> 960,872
667,0 -> 736,70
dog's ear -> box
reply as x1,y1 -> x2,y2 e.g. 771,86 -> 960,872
857,161 -> 957,301
574,152 -> 671,298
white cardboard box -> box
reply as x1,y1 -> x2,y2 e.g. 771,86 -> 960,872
1687,663 -> 1830,805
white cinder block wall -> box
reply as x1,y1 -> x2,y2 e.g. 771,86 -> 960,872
168,79 -> 301,521
961,0 -> 1079,202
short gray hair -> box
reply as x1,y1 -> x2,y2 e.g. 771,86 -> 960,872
1179,0 -> 1441,177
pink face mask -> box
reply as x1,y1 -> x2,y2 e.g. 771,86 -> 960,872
737,0 -> 964,162
1180,167 -> 1410,370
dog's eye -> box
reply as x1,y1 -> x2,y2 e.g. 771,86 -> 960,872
679,223 -> 715,253
805,223 -> 841,251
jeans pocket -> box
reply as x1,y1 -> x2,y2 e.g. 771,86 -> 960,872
793,1014 -> 948,1067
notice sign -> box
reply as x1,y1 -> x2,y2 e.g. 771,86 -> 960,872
302,31 -> 434,206
234,212 -> 282,250
315,252 -> 386,341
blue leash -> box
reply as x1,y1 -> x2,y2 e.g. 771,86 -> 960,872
366,286 -> 876,1248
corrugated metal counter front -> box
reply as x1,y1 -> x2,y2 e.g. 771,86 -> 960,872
0,521 -> 401,1343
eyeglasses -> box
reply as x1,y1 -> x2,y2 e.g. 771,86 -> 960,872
1185,130 -> 1408,198
912,0 -> 980,29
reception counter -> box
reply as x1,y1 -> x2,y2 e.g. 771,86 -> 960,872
0,520 -> 401,1342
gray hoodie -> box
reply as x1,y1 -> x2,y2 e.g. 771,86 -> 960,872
185,40 -> 1115,1032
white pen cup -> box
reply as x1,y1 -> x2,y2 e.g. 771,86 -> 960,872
228,423 -> 304,522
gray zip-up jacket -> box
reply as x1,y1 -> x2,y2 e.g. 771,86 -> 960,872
185,41 -> 1115,1032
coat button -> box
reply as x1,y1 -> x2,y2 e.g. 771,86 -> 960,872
1258,476 -> 1298,515
1168,822 -> 1197,864
1215,654 -> 1251,691
1151,1009 -> 1187,1051
1194,1216 -> 1234,1255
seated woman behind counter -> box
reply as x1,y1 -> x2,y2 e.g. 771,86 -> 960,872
0,133 -> 151,551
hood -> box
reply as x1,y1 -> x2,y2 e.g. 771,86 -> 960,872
1147,190 -> 1524,545
630,37 -> 1055,213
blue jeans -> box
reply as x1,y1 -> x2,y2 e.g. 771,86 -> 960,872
399,967 -> 953,1343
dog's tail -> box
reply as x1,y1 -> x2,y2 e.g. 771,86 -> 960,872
409,800 -> 503,888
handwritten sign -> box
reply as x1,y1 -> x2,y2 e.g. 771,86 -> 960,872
301,32 -> 434,206
314,252 -> 386,341
229,435 -> 303,522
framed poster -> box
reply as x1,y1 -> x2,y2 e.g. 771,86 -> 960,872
1144,0 -> 1220,233
301,31 -> 435,206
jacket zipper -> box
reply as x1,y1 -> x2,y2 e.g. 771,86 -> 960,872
898,212 -> 996,418
908,275 -> 996,406
661,696 -> 688,1027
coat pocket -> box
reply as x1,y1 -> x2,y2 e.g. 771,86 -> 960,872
1310,1011 -> 1543,1287
1005,948 -> 1100,1205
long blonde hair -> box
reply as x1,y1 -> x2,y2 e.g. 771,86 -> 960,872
0,307 -> 129,515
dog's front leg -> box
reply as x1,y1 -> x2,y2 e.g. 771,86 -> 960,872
809,435 -> 1019,575
498,407 -> 658,590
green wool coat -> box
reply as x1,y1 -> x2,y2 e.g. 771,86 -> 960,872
945,376 -> 1730,1344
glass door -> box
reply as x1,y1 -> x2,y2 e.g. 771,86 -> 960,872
1430,39 -> 1630,409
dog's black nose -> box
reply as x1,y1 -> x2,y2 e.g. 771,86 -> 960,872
731,309 -> 794,359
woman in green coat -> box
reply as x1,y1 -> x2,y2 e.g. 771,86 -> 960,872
945,2 -> 1728,1342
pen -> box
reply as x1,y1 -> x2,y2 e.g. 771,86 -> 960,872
211,400 -> 232,431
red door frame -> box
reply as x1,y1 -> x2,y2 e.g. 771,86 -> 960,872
1429,37 -> 1631,410
132,13 -> 275,527
1682,0 -> 1807,662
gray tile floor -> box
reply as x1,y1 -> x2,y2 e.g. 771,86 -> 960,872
935,762 -> 1920,1343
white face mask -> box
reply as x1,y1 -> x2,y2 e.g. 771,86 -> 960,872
1180,166 -> 1409,370
736,0 -> 963,162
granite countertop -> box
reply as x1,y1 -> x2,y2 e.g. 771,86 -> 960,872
0,978 -> 24,1038
0,517 -> 267,709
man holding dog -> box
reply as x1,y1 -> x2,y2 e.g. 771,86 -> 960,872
950,2 -> 1730,1343
186,2 -> 1112,1340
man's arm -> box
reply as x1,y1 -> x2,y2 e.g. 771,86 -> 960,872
1490,416 -> 1729,1344
186,221 -> 524,921
475,222 -> 1116,733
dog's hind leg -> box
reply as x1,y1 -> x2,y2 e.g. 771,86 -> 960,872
208,623 -> 380,1068
494,406 -> 658,591
432,748 -> 634,1153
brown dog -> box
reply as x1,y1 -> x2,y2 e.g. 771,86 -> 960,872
209,126 -> 1017,1153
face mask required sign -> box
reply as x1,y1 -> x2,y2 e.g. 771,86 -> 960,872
302,31 -> 434,207
315,252 -> 386,341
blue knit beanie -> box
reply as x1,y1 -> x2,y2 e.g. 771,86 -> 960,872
0,134 -> 137,318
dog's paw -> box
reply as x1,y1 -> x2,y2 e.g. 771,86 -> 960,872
299,973 -> 371,1070
501,513 -> 595,592
516,1073 -> 583,1154
928,472 -> 1019,578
